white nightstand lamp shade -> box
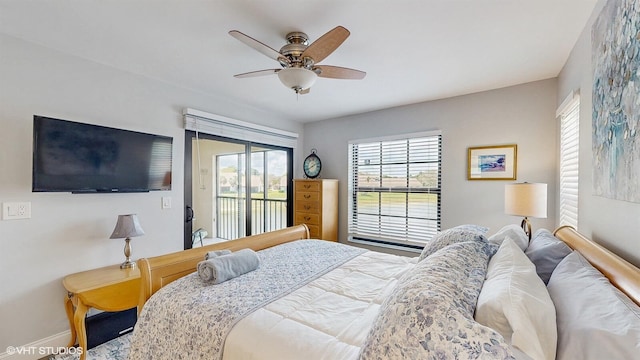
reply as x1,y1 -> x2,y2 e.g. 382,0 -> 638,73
110,214 -> 145,269
505,183 -> 547,240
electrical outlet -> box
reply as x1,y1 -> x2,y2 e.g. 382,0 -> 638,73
2,202 -> 31,220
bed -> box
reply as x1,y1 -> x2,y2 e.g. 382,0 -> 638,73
129,224 -> 640,360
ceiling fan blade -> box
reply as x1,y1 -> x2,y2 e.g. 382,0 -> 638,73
315,65 -> 366,80
234,69 -> 280,78
299,88 -> 311,95
301,26 -> 350,64
229,30 -> 289,65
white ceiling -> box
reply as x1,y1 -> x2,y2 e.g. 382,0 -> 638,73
0,0 -> 598,123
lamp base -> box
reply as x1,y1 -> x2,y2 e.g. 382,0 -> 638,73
520,217 -> 532,241
120,237 -> 135,269
120,260 -> 136,269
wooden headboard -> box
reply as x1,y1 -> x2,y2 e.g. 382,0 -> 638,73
137,224 -> 310,311
554,225 -> 640,306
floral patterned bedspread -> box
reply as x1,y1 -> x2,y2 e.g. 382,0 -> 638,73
359,241 -> 514,360
128,240 -> 366,360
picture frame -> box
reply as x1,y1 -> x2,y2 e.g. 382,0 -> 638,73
467,144 -> 517,180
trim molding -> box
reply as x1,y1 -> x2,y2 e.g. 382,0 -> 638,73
0,331 -> 71,360
556,89 -> 580,117
183,108 -> 299,149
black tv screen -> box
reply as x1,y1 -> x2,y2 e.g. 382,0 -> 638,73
32,116 -> 173,193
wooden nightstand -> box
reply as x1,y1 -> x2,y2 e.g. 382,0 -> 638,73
63,264 -> 140,360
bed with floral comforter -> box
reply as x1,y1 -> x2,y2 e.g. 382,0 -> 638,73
129,226 -> 517,360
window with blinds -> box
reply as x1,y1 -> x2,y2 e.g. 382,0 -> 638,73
348,132 -> 441,249
558,95 -> 580,228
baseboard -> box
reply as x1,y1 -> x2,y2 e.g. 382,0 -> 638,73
0,331 -> 72,360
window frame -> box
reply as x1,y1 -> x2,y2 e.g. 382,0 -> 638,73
557,92 -> 580,229
348,131 -> 442,250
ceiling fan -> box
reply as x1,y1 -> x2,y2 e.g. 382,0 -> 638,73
229,26 -> 366,94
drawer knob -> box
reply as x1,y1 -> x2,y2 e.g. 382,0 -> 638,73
304,194 -> 311,199
304,205 -> 311,210
304,184 -> 311,188
304,216 -> 311,221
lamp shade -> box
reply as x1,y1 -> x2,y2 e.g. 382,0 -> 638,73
110,214 -> 145,239
277,67 -> 317,91
505,183 -> 547,218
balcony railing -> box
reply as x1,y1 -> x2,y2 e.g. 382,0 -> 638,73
217,196 -> 288,240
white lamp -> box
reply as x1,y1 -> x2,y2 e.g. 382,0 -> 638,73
505,183 -> 547,240
277,67 -> 317,94
110,214 -> 145,269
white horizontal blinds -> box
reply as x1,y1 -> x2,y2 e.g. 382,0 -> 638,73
558,96 -> 580,228
183,108 -> 298,149
348,132 -> 441,247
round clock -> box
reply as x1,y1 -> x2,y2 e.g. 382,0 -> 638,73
303,149 -> 322,179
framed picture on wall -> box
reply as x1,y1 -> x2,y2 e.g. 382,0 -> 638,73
467,144 -> 517,180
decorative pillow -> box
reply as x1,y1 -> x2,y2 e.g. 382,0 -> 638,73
475,237 -> 557,360
547,251 -> 640,360
418,224 -> 488,261
360,241 -> 514,359
452,223 -> 490,233
487,224 -> 529,251
524,229 -> 572,284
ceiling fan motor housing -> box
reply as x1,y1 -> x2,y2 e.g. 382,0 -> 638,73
280,32 -> 310,68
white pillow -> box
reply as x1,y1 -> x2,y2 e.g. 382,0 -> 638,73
487,224 -> 529,250
475,236 -> 557,360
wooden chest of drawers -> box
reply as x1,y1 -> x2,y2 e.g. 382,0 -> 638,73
293,179 -> 338,241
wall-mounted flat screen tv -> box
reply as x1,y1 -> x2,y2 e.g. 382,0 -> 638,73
32,115 -> 173,193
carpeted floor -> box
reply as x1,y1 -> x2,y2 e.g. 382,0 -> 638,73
50,333 -> 130,360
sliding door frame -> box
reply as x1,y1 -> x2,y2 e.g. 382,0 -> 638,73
184,131 -> 293,249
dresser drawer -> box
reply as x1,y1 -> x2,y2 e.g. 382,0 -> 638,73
306,224 -> 320,238
295,213 -> 320,225
296,191 -> 320,201
295,200 -> 320,213
296,181 -> 320,192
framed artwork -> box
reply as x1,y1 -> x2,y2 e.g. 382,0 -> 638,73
467,144 -> 517,180
592,0 -> 640,203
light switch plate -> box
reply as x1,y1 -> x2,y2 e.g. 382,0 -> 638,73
2,202 -> 31,220
162,197 -> 172,209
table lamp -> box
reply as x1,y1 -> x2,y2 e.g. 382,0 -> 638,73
110,214 -> 145,269
504,182 -> 547,240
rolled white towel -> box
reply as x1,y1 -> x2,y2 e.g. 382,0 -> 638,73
197,249 -> 260,284
204,249 -> 232,260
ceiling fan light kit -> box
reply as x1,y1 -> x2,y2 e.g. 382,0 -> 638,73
229,26 -> 366,95
277,67 -> 318,93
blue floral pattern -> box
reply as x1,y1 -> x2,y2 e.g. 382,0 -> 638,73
128,240 -> 365,360
418,225 -> 489,261
360,241 -> 514,360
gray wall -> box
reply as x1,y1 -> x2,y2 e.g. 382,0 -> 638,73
5,0 -> 640,352
0,34 -> 303,352
303,79 -> 558,256
557,0 -> 640,267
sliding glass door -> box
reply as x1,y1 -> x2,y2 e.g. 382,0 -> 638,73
184,131 -> 293,249
248,146 -> 289,236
